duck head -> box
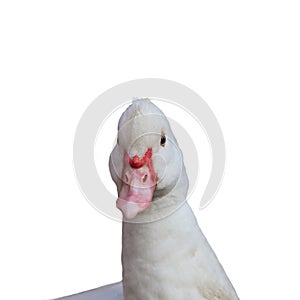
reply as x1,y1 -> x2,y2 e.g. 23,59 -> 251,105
109,99 -> 188,220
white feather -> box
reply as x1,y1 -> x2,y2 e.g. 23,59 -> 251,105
118,99 -> 239,299
56,99 -> 239,300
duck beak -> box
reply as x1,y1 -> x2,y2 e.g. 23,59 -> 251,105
116,149 -> 157,219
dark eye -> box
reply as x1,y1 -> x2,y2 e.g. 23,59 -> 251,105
160,132 -> 166,147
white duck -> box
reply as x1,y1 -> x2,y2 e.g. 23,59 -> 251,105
58,99 -> 239,300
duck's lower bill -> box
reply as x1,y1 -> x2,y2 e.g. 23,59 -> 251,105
116,196 -> 152,219
116,179 -> 156,219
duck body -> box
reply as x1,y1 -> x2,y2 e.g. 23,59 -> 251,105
107,98 -> 240,299
58,98 -> 239,300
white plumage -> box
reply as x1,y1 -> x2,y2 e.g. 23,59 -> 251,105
58,99 -> 239,300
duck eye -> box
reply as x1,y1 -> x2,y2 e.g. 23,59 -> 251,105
160,133 -> 166,147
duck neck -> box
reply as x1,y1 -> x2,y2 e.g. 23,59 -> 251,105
121,179 -> 199,299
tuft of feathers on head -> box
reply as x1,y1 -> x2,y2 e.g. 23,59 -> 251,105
118,98 -> 164,130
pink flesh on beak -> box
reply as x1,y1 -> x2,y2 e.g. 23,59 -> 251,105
116,149 -> 157,219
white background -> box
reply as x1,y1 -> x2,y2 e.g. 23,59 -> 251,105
0,1 -> 299,299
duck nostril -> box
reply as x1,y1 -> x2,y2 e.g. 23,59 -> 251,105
142,174 -> 148,183
124,174 -> 129,183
